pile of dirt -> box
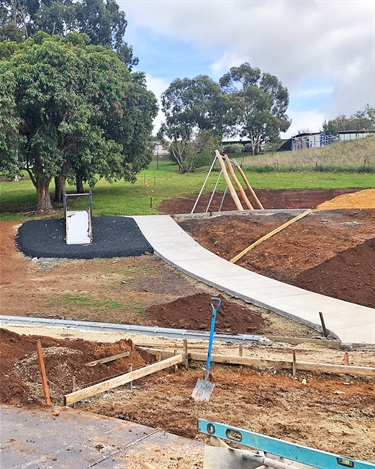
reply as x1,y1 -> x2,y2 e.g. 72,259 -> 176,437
295,237 -> 375,308
2,328 -> 375,464
318,189 -> 375,210
146,293 -> 266,334
179,210 -> 375,309
0,328 -> 155,406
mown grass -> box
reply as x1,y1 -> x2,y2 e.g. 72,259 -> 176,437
1,138 -> 374,221
49,294 -> 147,316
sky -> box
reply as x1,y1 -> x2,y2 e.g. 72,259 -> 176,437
118,0 -> 375,138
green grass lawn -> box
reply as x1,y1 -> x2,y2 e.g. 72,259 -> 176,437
1,159 -> 374,221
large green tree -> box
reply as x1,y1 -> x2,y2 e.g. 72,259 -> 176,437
161,75 -> 226,140
160,64 -> 291,168
219,63 -> 291,154
0,33 -> 157,211
0,0 -> 138,68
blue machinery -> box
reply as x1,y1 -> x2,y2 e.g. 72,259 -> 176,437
198,419 -> 375,469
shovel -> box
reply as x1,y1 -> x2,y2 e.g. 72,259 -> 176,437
192,297 -> 221,402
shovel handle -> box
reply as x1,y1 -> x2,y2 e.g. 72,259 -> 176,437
205,297 -> 221,381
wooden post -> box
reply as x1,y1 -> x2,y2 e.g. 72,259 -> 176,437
128,365 -> 133,390
292,350 -> 297,377
225,156 -> 253,210
319,312 -> 328,338
183,339 -> 189,370
239,344 -> 243,357
344,353 -> 351,384
215,150 -> 244,211
72,376 -> 77,408
36,339 -> 51,406
234,162 -> 264,209
174,349 -> 178,372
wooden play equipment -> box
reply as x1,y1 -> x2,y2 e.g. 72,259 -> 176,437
191,150 -> 263,214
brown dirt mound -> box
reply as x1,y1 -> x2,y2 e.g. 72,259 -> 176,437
146,293 -> 265,334
295,238 -> 375,307
318,189 -> 375,210
179,210 -> 375,309
0,328 -> 154,406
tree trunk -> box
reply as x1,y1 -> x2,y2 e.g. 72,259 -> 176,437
36,178 -> 53,212
76,176 -> 84,193
54,175 -> 66,203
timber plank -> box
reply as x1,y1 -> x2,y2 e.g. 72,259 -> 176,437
64,354 -> 183,406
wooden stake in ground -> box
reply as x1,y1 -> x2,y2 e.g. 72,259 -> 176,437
233,161 -> 264,209
215,150 -> 244,211
230,209 -> 312,263
224,156 -> 253,210
36,339 -> 51,406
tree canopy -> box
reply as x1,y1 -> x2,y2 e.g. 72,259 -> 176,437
160,63 -> 291,166
0,0 -> 138,68
0,33 -> 158,210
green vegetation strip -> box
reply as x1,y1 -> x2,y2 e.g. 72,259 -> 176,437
1,142 -> 375,221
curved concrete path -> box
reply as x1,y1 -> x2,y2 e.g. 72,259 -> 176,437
132,215 -> 375,346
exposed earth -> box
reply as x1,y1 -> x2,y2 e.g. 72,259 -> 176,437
1,188 -> 375,467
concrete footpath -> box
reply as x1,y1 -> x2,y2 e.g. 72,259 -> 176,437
0,405 -> 203,468
132,215 -> 375,346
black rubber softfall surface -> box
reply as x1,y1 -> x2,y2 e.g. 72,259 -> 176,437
16,216 -> 154,259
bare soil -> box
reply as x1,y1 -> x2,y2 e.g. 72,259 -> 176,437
1,328 -> 374,464
1,189 -> 375,465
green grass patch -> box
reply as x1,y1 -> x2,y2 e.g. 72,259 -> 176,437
1,141 -> 375,221
48,294 -> 147,316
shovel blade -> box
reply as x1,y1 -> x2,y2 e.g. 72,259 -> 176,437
192,379 -> 215,401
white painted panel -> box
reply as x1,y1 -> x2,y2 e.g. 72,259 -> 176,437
66,211 -> 91,245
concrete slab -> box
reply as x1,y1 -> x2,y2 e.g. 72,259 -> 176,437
132,215 -> 375,345
0,405 -> 203,468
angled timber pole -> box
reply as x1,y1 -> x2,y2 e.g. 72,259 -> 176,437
36,339 -> 51,406
224,155 -> 254,210
215,150 -> 243,211
233,160 -> 264,209
230,209 -> 312,263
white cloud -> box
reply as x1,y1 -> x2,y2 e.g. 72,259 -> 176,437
294,86 -> 334,99
122,0 -> 374,133
285,109 -> 326,138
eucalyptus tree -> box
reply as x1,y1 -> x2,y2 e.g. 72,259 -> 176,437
0,33 -> 157,211
219,63 -> 291,154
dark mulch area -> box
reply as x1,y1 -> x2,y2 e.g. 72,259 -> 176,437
16,216 -> 153,259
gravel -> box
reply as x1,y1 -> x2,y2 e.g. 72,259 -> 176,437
16,216 -> 153,259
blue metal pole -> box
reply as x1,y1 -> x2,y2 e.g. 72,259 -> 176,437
204,298 -> 221,381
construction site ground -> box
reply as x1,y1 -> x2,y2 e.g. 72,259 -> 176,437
1,188 -> 375,467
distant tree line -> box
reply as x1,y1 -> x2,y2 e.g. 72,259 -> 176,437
323,105 -> 375,135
